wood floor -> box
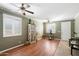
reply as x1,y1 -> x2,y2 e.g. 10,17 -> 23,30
55,40 -> 71,56
1,39 -> 60,56
1,38 -> 79,56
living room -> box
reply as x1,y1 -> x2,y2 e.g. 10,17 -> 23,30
0,2 -> 79,57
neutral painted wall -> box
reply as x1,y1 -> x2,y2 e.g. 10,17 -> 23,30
75,15 -> 79,37
55,22 -> 61,39
0,9 -> 28,51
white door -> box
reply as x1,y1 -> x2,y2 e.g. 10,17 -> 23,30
61,22 -> 71,40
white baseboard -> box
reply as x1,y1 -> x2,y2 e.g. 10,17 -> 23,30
0,44 -> 24,54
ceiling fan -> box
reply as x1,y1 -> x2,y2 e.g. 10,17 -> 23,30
11,3 -> 34,15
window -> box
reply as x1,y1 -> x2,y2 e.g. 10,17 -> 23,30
46,23 -> 56,33
3,14 -> 22,37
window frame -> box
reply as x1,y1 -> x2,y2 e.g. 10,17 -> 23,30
3,13 -> 22,37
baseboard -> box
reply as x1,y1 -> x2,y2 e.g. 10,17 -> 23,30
54,38 -> 61,40
0,44 -> 24,54
30,40 -> 37,44
60,39 -> 69,41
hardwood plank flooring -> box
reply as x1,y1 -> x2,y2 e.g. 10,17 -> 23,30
54,40 -> 79,56
1,39 -> 60,56
54,40 -> 71,56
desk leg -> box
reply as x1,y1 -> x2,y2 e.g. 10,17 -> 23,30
71,45 -> 73,56
69,40 -> 70,46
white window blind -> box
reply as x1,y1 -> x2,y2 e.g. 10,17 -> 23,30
3,14 -> 22,37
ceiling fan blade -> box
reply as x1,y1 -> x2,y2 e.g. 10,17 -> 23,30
25,10 -> 34,14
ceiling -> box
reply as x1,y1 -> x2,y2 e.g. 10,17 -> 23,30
30,3 -> 79,21
0,3 -> 79,21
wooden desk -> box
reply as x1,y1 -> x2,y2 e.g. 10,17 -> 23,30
69,37 -> 79,55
